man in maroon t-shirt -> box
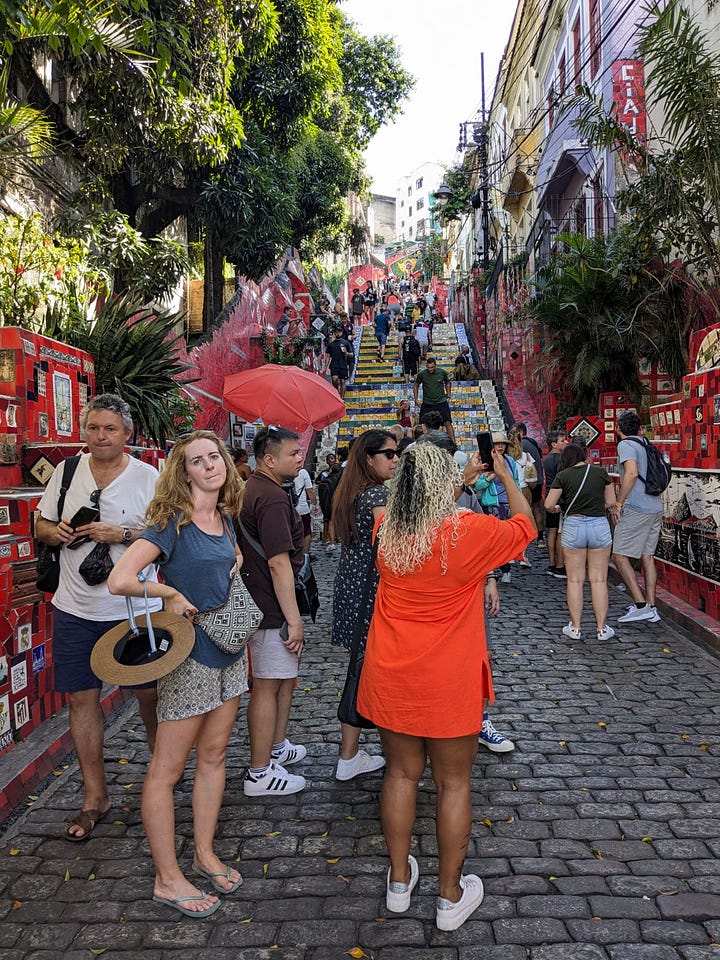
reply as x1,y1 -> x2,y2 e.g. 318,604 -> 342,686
239,426 -> 307,796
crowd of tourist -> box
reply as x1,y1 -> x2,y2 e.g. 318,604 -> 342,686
34,369 -> 666,929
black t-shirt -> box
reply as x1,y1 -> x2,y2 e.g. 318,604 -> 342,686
239,473 -> 304,628
327,338 -> 352,369
351,294 -> 365,315
543,452 -> 562,492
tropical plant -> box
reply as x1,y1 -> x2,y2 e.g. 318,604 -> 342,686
0,213 -> 105,326
63,298 -> 194,444
529,231 -> 660,411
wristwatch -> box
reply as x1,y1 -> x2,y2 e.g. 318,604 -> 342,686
121,527 -> 133,543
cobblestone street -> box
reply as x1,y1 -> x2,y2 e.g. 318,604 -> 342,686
1,543 -> 720,960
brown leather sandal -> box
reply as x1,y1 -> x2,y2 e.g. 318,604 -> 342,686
65,807 -> 109,842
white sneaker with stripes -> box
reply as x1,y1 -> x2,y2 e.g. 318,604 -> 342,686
243,762 -> 306,797
271,741 -> 307,766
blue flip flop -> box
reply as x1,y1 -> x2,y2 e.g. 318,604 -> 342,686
152,892 -> 220,918
192,864 -> 244,894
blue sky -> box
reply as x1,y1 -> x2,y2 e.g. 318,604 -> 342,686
342,0 -> 517,195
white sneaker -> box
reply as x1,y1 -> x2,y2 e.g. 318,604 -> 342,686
562,623 -> 582,640
618,604 -> 656,623
500,572 -> 511,584
243,762 -> 306,797
519,559 -> 531,568
335,749 -> 386,781
648,606 -> 662,622
386,854 -> 419,913
271,741 -> 307,766
597,625 -> 615,641
436,874 -> 485,931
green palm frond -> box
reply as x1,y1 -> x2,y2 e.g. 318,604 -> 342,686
60,298 -> 195,444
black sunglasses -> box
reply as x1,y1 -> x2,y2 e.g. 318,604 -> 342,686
90,488 -> 101,509
373,448 -> 399,460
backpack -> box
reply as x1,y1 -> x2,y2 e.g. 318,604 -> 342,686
317,469 -> 342,518
403,335 -> 421,359
624,436 -> 671,495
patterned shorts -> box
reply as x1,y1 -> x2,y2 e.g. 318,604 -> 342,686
156,652 -> 249,723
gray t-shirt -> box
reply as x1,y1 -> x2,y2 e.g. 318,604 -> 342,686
618,438 -> 663,514
141,515 -> 242,667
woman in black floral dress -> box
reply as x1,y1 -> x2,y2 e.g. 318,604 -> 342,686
331,429 -> 399,781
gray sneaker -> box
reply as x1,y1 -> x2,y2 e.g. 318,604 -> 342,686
618,604 -> 656,623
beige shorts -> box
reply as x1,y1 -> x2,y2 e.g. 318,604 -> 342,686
613,506 -> 662,559
249,627 -> 300,679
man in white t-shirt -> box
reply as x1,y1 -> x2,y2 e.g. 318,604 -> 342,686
292,466 -> 317,554
36,394 -> 160,841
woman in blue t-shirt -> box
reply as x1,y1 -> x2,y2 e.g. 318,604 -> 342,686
109,431 -> 246,919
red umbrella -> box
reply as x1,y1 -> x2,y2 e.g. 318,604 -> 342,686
222,364 -> 346,432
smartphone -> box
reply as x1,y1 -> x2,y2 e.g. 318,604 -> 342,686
69,506 -> 100,530
476,431 -> 493,469
279,622 -> 289,642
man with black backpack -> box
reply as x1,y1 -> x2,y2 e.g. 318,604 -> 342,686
611,411 -> 669,624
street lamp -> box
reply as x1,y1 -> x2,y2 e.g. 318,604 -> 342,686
433,183 -> 452,207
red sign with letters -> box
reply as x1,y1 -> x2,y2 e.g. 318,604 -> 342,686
612,60 -> 646,143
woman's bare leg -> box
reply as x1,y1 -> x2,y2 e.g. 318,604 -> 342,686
143,713 -> 218,912
426,734 -> 478,901
377,728 -> 427,884
587,545 -> 612,631
563,546 -> 587,629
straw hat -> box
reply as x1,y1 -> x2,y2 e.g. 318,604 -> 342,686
491,431 -> 509,444
91,612 -> 195,686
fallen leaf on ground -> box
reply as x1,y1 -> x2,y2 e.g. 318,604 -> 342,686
326,857 -> 340,864
265,831 -> 281,837
64,869 -> 70,881
347,948 -> 367,958
11,901 -> 22,909
9,849 -> 19,856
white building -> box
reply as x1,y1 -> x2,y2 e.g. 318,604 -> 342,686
395,161 -> 445,245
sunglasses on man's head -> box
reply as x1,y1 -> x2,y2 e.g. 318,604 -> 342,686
373,448 -> 399,460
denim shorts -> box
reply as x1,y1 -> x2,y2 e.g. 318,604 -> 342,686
561,515 -> 612,550
53,607 -> 124,692
53,607 -> 156,693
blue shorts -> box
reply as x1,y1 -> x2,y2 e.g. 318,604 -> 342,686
561,516 -> 612,550
375,333 -> 387,345
53,607 -> 155,693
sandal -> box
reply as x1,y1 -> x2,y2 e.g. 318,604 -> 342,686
193,863 -> 244,894
65,807 -> 109,842
152,893 -> 220,918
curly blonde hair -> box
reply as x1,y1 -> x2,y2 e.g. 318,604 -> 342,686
379,443 -> 466,575
145,430 -> 244,530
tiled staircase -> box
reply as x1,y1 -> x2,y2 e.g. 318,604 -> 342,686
336,323 -> 507,451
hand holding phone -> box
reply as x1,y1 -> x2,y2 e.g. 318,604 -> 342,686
69,506 -> 101,530
476,431 -> 493,469
65,505 -> 100,550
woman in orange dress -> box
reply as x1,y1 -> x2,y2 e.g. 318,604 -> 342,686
357,443 -> 535,931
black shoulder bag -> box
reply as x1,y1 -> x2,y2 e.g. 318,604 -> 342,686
337,538 -> 379,729
238,519 -> 320,622
35,456 -> 81,593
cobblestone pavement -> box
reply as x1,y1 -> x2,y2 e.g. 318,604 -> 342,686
1,542 -> 720,960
